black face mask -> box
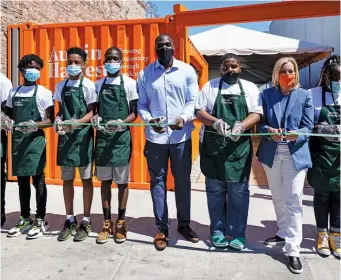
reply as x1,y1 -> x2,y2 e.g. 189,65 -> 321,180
222,72 -> 239,84
156,48 -> 174,64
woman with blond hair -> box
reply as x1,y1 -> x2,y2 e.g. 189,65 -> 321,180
257,57 -> 314,274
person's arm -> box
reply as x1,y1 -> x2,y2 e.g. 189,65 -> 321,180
1,101 -> 6,113
194,82 -> 218,125
258,93 -> 269,133
4,89 -> 13,118
75,102 -> 96,123
34,90 -> 55,128
1,94 -> 8,112
4,107 -> 12,119
1,77 -> 12,112
36,106 -> 55,128
240,113 -> 261,130
256,91 -> 282,142
240,83 -> 262,129
53,83 -> 63,118
180,67 -> 199,123
170,67 -> 199,130
137,71 -> 153,123
123,99 -> 138,123
56,102 -> 62,117
286,92 -> 314,143
1,83 -> 13,130
122,79 -> 138,123
195,109 -> 218,126
75,83 -> 97,123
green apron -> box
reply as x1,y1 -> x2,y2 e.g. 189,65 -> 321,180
57,77 -> 93,167
95,75 -> 131,167
12,85 -> 46,176
200,79 -> 252,182
307,88 -> 340,192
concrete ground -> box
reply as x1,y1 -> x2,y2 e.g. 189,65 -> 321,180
1,182 -> 340,280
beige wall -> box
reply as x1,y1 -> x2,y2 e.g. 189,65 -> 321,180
1,0 -> 146,74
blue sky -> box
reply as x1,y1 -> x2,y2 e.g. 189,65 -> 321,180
151,1 -> 281,35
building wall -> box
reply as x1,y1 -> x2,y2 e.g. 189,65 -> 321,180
270,16 -> 340,89
1,0 -> 146,75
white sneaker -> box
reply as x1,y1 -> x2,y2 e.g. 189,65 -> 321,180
7,216 -> 33,237
27,218 -> 49,239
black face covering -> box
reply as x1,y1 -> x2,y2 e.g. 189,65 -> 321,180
156,48 -> 174,64
222,72 -> 239,84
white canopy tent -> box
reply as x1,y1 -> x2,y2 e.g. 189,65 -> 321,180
190,25 -> 334,86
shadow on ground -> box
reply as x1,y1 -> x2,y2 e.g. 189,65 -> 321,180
2,212 -> 317,255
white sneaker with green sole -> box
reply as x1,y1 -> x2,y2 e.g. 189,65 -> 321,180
7,216 -> 33,237
27,218 -> 49,239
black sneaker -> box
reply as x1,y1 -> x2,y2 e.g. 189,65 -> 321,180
73,220 -> 92,242
264,235 -> 285,245
288,256 -> 303,274
57,218 -> 78,241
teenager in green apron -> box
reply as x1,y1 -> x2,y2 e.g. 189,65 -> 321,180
92,47 -> 138,244
53,47 -> 97,242
0,73 -> 12,227
5,54 -> 54,239
308,55 -> 340,258
195,53 -> 262,250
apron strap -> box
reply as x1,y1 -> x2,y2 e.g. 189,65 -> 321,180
237,79 -> 245,96
12,85 -> 22,99
78,76 -> 86,116
61,79 -> 69,92
31,85 -> 39,118
99,76 -> 108,94
60,79 -> 69,105
237,79 -> 250,123
119,74 -> 124,111
79,76 -> 84,88
12,85 -> 22,122
32,85 -> 38,97
119,74 -> 124,87
218,78 -> 224,92
322,86 -> 326,107
215,78 -> 224,117
60,79 -> 69,118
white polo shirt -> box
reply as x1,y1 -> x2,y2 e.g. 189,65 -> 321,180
53,77 -> 97,106
6,85 -> 53,121
195,78 -> 263,141
0,73 -> 12,104
95,74 -> 138,104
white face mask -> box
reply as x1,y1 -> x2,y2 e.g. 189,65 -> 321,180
67,65 -> 82,76
104,62 -> 121,74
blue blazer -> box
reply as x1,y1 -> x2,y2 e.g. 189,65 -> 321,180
256,86 -> 314,171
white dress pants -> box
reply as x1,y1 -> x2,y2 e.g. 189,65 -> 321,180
262,144 -> 307,257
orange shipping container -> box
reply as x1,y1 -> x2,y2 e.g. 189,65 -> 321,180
7,2 -> 340,188
7,17 -> 209,189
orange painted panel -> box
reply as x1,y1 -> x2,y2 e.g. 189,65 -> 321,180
173,1 -> 340,27
7,18 -> 208,190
